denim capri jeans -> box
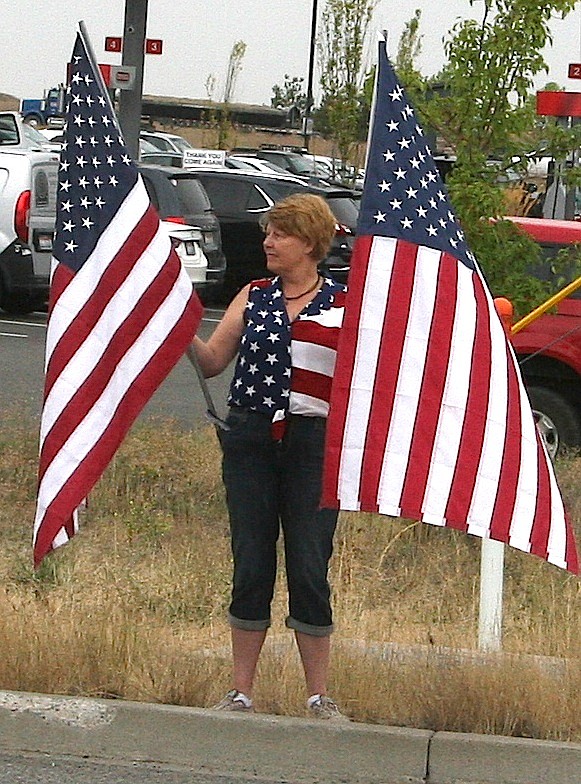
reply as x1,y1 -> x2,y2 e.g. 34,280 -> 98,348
220,408 -> 338,637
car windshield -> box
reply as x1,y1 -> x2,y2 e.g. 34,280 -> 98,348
22,123 -> 52,148
145,134 -> 192,153
169,136 -> 193,152
231,157 -> 290,175
225,157 -> 256,170
140,138 -> 159,154
289,157 -> 318,175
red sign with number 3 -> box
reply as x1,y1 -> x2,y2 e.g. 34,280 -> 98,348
145,39 -> 163,55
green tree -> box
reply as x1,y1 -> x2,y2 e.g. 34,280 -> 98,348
223,40 -> 247,104
271,74 -> 307,112
204,40 -> 247,149
395,8 -> 424,92
317,0 -> 378,168
401,1 -> 581,315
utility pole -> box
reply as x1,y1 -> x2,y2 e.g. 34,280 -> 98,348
303,0 -> 318,150
117,0 -> 148,160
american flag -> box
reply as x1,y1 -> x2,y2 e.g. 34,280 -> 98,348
33,30 -> 203,567
322,40 -> 579,574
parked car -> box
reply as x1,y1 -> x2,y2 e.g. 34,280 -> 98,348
504,216 -> 581,456
0,144 -> 59,314
140,130 -> 193,156
182,167 -> 359,299
138,137 -> 182,167
137,164 -> 226,297
226,155 -> 290,175
230,148 -> 331,184
310,155 -> 364,189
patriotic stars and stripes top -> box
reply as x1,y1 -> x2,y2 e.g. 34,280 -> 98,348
53,45 -> 137,272
228,276 -> 346,422
357,63 -> 474,273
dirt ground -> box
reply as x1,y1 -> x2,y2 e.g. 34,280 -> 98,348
0,94 -> 19,111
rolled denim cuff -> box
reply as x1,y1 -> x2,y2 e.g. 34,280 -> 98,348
228,611 -> 271,632
285,615 -> 334,637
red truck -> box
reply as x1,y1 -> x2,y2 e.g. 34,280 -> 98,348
505,216 -> 581,457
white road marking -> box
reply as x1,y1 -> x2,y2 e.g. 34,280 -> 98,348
0,311 -> 224,329
0,319 -> 45,329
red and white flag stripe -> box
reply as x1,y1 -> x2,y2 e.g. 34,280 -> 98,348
323,235 -> 578,573
33,179 -> 201,565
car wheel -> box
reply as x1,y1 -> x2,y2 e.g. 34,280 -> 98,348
0,284 -> 41,316
23,114 -> 42,127
528,386 -> 581,459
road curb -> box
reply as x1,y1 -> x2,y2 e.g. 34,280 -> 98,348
0,690 -> 580,784
429,730 -> 581,784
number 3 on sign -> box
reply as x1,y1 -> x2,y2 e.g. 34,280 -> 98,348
145,39 -> 163,55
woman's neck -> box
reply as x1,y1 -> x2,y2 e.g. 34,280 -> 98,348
281,273 -> 321,302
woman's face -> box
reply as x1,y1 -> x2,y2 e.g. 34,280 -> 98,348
262,222 -> 314,276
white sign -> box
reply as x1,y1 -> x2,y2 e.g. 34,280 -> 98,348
110,65 -> 136,90
183,149 -> 226,169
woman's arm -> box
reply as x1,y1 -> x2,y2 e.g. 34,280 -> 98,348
191,284 -> 250,378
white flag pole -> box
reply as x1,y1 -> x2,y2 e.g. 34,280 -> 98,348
478,538 -> 504,651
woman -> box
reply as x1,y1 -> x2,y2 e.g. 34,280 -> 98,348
192,193 -> 347,719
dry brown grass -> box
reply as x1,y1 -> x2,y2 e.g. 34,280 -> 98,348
0,413 -> 579,740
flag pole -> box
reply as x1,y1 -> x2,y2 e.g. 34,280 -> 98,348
476,298 -> 518,652
362,31 -> 386,175
79,20 -> 225,430
478,538 -> 504,650
185,346 -> 229,431
78,21 -> 118,122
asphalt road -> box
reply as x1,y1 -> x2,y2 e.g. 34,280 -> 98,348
0,752 -> 267,784
0,752 -> 277,784
0,308 -> 230,426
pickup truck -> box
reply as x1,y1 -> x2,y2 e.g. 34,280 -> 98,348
506,216 -> 581,457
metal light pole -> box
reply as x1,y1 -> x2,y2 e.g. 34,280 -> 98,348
303,0 -> 318,150
118,0 -> 148,160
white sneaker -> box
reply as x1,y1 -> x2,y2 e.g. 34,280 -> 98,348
213,689 -> 254,712
307,694 -> 349,720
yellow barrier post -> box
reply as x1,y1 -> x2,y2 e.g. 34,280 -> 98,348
511,274 -> 581,335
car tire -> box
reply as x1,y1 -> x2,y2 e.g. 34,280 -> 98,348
0,282 -> 41,316
23,114 -> 43,127
528,386 -> 581,459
